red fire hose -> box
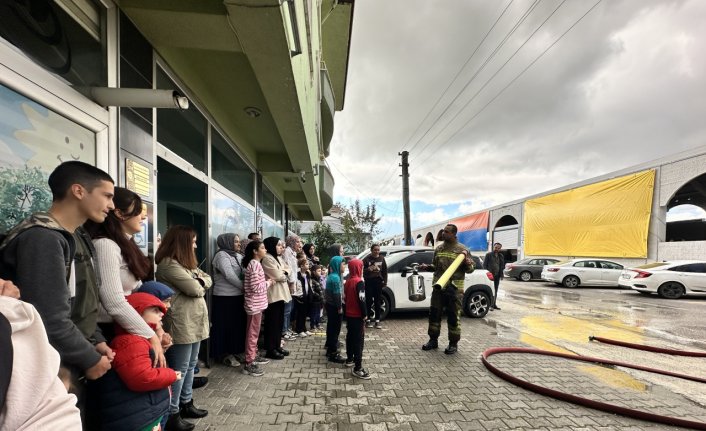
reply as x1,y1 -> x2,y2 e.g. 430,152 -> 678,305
481,336 -> 706,430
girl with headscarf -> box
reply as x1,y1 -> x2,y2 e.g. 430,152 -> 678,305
260,237 -> 292,360
303,243 -> 319,266
324,255 -> 346,363
209,233 -> 246,367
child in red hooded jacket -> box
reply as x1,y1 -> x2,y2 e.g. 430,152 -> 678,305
95,292 -> 180,431
343,259 -> 371,379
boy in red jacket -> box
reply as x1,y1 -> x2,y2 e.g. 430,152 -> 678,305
343,259 -> 371,379
95,293 -> 180,430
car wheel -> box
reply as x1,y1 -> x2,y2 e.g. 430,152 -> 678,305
657,282 -> 684,299
562,275 -> 580,288
379,293 -> 391,320
463,289 -> 490,318
519,271 -> 532,282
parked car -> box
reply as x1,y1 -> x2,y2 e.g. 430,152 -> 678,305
376,248 -> 495,320
356,245 -> 431,261
504,258 -> 560,281
619,260 -> 706,299
541,258 -> 624,287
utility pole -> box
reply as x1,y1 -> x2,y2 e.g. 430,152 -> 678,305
400,151 -> 412,245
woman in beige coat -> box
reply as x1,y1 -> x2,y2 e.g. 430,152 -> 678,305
261,237 -> 291,360
156,225 -> 212,431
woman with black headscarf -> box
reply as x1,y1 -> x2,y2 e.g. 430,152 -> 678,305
303,243 -> 320,266
261,237 -> 292,360
210,233 -> 246,367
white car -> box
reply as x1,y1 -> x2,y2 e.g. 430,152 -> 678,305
356,245 -> 431,261
373,249 -> 495,320
541,258 -> 624,288
619,260 -> 706,299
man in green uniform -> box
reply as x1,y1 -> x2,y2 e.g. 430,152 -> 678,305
419,224 -> 474,354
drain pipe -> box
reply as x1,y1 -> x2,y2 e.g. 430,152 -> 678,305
481,338 -> 706,430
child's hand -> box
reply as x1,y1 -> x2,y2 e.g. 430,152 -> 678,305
175,371 -> 182,380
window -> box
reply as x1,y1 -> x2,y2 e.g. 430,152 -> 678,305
260,186 -> 275,219
390,252 -> 433,273
528,259 -> 539,265
598,261 -> 622,270
211,129 -> 254,205
670,264 -> 706,273
0,0 -> 107,89
156,68 -> 206,171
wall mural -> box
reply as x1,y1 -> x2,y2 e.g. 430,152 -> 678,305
0,84 -> 95,231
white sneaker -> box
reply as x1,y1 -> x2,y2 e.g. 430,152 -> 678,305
305,331 -> 313,336
298,332 -> 309,338
222,354 -> 240,368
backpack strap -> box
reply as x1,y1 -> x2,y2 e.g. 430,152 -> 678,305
0,312 -> 13,411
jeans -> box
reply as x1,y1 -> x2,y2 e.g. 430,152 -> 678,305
365,278 -> 383,321
165,341 -> 201,414
325,303 -> 342,354
245,313 -> 263,364
282,300 -> 293,333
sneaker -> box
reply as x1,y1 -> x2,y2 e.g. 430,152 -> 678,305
365,320 -> 374,328
222,354 -> 240,368
253,355 -> 270,365
305,331 -> 313,336
242,363 -> 264,377
283,333 -> 297,341
352,368 -> 371,380
344,359 -> 355,367
234,353 -> 246,364
374,321 -> 383,329
298,332 -> 309,338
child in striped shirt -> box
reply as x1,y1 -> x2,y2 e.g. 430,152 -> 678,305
241,240 -> 273,376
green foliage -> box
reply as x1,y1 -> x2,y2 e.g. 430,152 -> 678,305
338,199 -> 381,254
309,222 -> 337,266
0,166 -> 51,232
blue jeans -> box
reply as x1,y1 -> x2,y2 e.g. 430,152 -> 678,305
282,300 -> 293,333
165,341 -> 201,414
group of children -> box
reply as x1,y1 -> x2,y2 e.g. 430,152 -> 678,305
237,242 -> 371,380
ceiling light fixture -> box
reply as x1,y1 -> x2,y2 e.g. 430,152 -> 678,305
244,107 -> 262,118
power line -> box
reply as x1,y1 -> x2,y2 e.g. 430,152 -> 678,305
410,0 -> 566,167
375,0 -> 543,197
413,0 -> 604,171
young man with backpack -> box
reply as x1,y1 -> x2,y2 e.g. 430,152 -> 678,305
0,161 -> 116,402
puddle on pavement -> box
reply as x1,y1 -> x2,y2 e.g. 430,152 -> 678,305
576,364 -> 648,391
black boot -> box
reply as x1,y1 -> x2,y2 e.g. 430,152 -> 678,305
422,339 -> 438,351
191,376 -> 208,389
180,400 -> 208,419
165,413 -> 195,431
276,347 -> 290,356
444,344 -> 458,355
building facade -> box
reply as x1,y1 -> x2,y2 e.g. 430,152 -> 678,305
394,145 -> 706,267
0,0 -> 354,263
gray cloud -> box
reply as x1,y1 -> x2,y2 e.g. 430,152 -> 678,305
330,0 -> 706,219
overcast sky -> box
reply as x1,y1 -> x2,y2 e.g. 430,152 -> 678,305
327,0 -> 706,238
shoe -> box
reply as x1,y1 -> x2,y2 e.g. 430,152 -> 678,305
344,359 -> 355,367
305,330 -> 313,336
234,353 -> 246,364
422,339 -> 438,351
180,400 -> 208,419
365,320 -> 374,328
298,332 -> 309,338
492,305 -> 501,310
374,321 -> 383,329
444,344 -> 458,355
276,347 -> 290,356
222,354 -> 240,367
265,350 -> 285,360
283,333 -> 297,341
253,355 -> 270,365
191,376 -> 208,389
242,363 -> 265,377
165,412 -> 195,431
352,368 -> 371,380
328,353 -> 345,364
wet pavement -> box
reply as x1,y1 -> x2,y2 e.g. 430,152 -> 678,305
190,280 -> 706,430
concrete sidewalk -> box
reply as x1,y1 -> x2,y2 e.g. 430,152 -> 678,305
191,315 -> 706,430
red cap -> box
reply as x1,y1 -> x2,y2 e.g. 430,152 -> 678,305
126,292 -> 167,316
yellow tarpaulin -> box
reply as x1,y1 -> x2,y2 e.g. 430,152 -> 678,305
523,170 -> 655,258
